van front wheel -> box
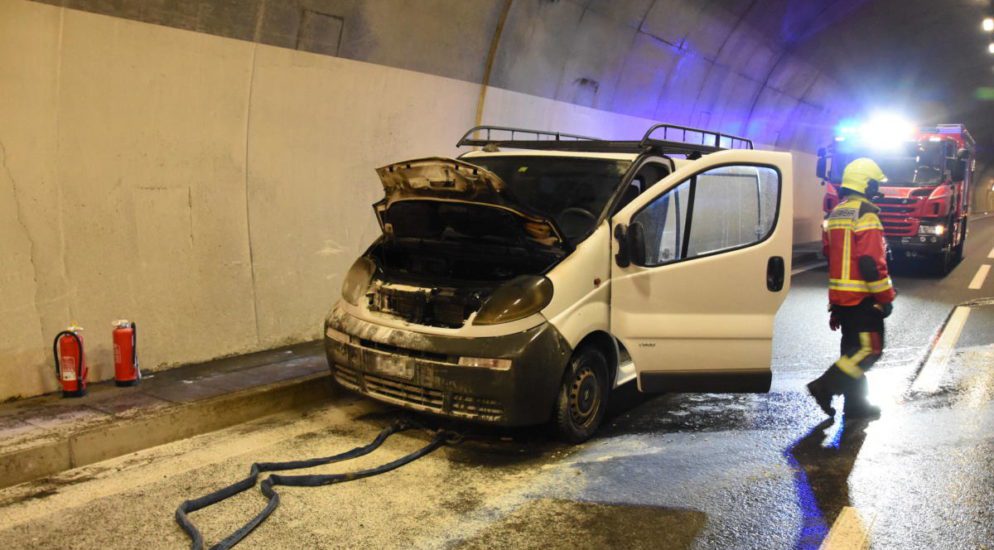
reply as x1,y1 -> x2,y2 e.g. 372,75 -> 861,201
553,347 -> 609,443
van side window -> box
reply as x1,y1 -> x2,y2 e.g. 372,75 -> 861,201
630,182 -> 688,264
613,162 -> 670,214
629,165 -> 780,266
687,166 -> 779,257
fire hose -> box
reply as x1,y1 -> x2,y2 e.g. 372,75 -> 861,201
175,418 -> 461,550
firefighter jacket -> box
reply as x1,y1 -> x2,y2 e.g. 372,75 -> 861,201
822,196 -> 896,306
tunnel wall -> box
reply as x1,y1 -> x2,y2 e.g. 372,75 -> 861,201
1,0 -> 833,400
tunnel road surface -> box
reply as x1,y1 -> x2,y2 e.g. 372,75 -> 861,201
1,216 -> 993,549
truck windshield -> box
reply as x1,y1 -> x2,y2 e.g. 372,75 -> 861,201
874,156 -> 943,186
466,156 -> 632,244
830,142 -> 945,186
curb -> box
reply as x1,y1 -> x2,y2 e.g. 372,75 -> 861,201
0,373 -> 333,490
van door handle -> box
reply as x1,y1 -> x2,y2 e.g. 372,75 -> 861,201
767,256 -> 785,291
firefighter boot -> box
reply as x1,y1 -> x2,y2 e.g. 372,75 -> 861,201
806,365 -> 847,417
843,375 -> 880,419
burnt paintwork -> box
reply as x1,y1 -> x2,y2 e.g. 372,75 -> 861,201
325,306 -> 572,426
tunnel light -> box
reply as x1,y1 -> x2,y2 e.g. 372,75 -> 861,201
984,17 -> 994,32
989,42 -> 994,54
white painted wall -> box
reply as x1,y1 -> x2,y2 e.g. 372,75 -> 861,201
0,0 -> 824,400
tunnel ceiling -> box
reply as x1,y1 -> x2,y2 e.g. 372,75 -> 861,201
28,0 -> 994,156
791,0 -> 994,151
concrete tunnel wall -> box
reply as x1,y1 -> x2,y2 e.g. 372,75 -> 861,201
0,0 -> 849,400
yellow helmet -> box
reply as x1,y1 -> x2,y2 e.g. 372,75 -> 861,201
841,157 -> 888,195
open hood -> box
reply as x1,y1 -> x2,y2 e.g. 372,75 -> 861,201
373,157 -> 566,248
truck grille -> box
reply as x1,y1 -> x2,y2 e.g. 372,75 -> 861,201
874,197 -> 917,215
881,218 -> 916,236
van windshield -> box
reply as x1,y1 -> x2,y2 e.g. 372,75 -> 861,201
466,156 -> 631,244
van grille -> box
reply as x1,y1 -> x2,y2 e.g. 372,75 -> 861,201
334,364 -> 504,421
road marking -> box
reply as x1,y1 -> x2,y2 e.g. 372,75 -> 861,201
820,506 -> 876,550
968,265 -> 990,290
988,246 -> 994,259
792,261 -> 827,276
911,306 -> 972,393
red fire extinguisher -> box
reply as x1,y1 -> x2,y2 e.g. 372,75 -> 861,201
113,320 -> 140,386
53,326 -> 87,398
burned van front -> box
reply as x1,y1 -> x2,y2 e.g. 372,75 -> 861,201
324,155 -> 629,425
325,304 -> 572,425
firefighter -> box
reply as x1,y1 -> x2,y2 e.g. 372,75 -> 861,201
807,157 -> 896,419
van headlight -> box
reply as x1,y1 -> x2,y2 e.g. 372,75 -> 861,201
473,276 -> 553,325
341,257 -> 376,305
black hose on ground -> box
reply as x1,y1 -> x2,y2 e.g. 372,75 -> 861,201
175,419 -> 457,550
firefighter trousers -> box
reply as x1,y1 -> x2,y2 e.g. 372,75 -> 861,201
834,298 -> 885,379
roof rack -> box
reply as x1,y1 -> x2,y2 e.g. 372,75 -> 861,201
640,123 -> 753,151
457,124 -> 753,156
456,126 -> 602,145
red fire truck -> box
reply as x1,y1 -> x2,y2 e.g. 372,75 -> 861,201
816,123 -> 975,274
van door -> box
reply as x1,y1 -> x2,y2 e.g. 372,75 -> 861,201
609,149 -> 794,393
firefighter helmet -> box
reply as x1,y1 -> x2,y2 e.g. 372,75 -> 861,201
841,158 -> 888,195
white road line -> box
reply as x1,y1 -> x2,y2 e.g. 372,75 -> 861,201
911,306 -> 972,393
968,264 -> 990,290
987,246 -> 994,260
820,506 -> 876,550
791,261 -> 827,276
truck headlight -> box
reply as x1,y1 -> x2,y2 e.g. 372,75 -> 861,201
341,257 -> 376,305
473,275 -> 553,325
918,224 -> 946,236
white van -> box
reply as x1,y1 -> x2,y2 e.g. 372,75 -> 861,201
325,125 -> 793,442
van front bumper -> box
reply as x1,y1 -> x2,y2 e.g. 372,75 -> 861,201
323,306 -> 572,426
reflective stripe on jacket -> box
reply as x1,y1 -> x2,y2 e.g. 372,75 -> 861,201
821,196 -> 896,306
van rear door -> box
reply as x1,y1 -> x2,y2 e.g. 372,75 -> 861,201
609,149 -> 794,393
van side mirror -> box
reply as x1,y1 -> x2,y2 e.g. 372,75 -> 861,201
957,148 -> 970,160
613,224 -> 630,267
628,222 -> 647,266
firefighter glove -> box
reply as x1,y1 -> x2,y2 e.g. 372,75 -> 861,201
874,302 -> 893,318
829,313 -> 841,331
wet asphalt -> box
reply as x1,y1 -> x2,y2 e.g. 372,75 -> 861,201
1,217 -> 992,549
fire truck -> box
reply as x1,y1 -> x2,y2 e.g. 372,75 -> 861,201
816,123 -> 975,274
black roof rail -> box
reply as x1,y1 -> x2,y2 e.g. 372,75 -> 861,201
640,123 -> 753,150
457,124 -> 754,156
457,126 -> 602,147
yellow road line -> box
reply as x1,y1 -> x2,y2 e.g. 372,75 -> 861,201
820,506 -> 876,550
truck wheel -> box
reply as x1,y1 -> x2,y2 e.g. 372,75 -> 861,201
952,219 -> 967,264
934,249 -> 953,276
553,347 -> 609,443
